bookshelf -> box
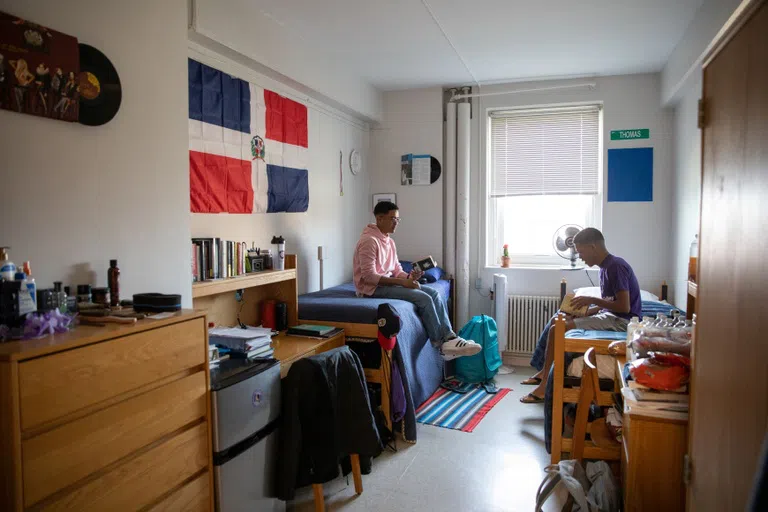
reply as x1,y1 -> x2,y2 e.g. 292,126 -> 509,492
192,268 -> 297,299
192,255 -> 299,327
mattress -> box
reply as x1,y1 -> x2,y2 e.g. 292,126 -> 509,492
298,280 -> 451,325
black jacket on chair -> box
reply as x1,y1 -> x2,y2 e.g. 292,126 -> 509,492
277,346 -> 382,501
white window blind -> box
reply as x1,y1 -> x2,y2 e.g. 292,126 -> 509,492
490,105 -> 601,197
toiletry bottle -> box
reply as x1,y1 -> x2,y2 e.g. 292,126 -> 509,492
15,271 -> 36,316
108,259 -> 120,307
22,261 -> 36,311
688,234 -> 698,282
0,247 -> 16,281
64,286 -> 77,313
54,281 -> 67,313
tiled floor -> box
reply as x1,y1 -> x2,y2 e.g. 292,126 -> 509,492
288,366 -> 566,511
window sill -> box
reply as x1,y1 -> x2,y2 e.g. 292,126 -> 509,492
485,264 -> 599,271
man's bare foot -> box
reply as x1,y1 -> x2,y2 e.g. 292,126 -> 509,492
521,377 -> 542,386
520,392 -> 544,404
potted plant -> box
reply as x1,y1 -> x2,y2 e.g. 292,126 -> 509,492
501,244 -> 510,268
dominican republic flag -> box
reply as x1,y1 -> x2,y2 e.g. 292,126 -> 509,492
188,59 -> 309,214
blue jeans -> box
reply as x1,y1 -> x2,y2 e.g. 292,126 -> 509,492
372,285 -> 454,345
530,313 -> 559,371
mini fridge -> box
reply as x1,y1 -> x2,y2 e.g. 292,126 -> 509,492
210,358 -> 284,512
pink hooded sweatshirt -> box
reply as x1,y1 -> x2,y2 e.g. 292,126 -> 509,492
353,224 -> 408,296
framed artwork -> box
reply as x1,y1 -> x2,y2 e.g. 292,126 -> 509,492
373,193 -> 396,209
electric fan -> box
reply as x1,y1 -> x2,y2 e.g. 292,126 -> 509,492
553,224 -> 585,270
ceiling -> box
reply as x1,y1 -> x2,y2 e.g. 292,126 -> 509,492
239,0 -> 704,90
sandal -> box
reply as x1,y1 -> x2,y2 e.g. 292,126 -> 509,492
521,377 -> 542,386
519,392 -> 545,404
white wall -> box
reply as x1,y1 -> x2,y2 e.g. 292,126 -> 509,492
191,0 -> 383,123
661,0 -> 741,105
369,88 -> 444,264
0,0 -> 192,305
189,47 -> 372,295
469,74 -> 675,316
670,75 -> 702,308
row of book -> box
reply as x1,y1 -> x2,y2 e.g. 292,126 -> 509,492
192,238 -> 247,282
621,381 -> 689,421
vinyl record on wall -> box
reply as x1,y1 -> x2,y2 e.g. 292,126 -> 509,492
430,156 -> 442,184
78,43 -> 122,126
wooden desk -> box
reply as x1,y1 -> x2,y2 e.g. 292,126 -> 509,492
272,331 -> 345,378
615,356 -> 688,511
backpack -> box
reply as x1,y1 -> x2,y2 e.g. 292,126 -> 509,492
454,315 -> 503,384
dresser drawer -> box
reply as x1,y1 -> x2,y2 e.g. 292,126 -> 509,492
19,318 -> 206,430
42,422 -> 208,511
22,371 -> 207,507
147,472 -> 210,512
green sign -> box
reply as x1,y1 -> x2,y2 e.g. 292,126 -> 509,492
611,129 -> 649,140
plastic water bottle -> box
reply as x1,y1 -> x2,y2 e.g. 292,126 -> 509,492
626,316 -> 640,360
271,236 -> 286,271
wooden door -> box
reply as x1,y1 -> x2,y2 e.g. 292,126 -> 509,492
689,2 -> 768,510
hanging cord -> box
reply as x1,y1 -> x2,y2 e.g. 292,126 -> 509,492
586,269 -> 596,287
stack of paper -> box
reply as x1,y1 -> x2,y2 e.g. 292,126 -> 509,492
209,326 -> 274,359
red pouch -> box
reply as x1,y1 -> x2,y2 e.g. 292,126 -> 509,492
629,352 -> 691,391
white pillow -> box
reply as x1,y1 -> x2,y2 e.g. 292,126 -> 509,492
573,286 -> 659,302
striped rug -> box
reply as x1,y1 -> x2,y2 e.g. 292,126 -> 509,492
415,386 -> 511,433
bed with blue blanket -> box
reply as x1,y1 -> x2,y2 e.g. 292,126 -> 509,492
298,278 -> 453,443
544,299 -> 684,455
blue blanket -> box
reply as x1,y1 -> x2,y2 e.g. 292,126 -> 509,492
299,281 -> 451,442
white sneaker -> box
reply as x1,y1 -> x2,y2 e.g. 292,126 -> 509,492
440,337 -> 482,360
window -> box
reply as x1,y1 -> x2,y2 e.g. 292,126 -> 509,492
486,104 -> 602,266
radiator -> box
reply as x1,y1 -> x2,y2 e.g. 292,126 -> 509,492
506,295 -> 560,354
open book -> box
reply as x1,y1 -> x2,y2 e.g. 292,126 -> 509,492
559,293 -> 590,318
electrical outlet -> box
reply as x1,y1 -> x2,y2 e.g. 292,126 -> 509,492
235,289 -> 244,302
475,278 -> 482,289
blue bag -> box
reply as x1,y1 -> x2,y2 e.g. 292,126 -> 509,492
454,315 -> 503,384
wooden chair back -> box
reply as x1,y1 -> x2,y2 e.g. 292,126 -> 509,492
570,347 -> 600,463
551,313 -> 622,464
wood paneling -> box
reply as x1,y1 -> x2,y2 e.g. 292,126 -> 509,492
22,372 -> 206,507
147,472 -> 210,512
19,318 -> 205,431
0,363 -> 22,511
689,3 -> 768,510
41,423 -> 208,511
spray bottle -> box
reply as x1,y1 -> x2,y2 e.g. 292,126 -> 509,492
0,247 -> 16,281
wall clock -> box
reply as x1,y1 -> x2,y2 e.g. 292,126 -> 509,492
349,149 -> 361,175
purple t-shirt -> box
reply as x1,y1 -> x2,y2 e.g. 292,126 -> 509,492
599,254 -> 642,320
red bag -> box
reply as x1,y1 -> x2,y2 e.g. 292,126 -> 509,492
629,352 -> 691,391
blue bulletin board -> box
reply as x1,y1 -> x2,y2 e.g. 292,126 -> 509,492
607,147 -> 653,202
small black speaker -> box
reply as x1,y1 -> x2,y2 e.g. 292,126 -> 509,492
275,302 -> 288,331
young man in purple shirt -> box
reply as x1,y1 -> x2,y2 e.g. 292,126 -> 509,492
520,227 -> 641,403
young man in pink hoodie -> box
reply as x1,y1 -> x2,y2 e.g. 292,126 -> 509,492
353,201 -> 481,359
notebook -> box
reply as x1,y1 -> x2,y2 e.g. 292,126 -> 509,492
288,324 -> 335,336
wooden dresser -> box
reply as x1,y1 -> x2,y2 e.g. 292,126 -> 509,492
615,356 -> 688,511
0,310 -> 213,511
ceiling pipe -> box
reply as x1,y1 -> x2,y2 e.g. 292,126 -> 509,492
449,82 -> 596,102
